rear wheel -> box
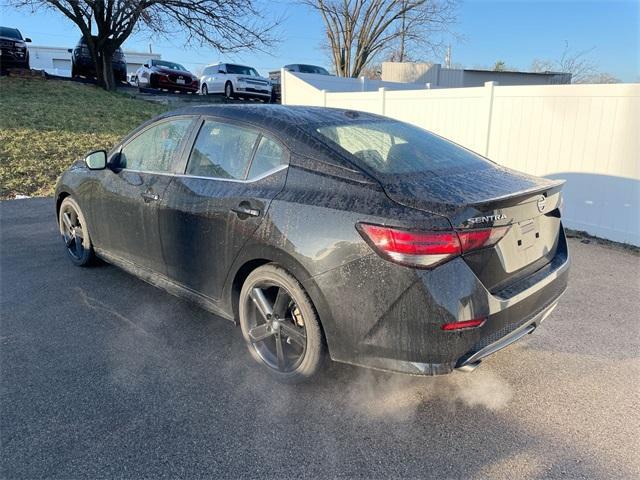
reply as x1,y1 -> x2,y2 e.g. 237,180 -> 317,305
201,83 -> 208,95
58,197 -> 94,267
239,264 -> 325,383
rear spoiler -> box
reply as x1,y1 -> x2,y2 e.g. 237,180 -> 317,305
476,179 -> 565,209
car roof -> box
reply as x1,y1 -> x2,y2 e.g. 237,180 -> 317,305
162,104 -> 383,130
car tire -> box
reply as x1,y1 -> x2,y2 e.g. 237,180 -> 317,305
201,83 -> 208,96
239,264 -> 326,383
58,196 -> 95,267
224,81 -> 234,100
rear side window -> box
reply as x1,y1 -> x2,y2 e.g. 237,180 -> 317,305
247,136 -> 285,179
315,120 -> 488,174
186,120 -> 259,179
120,118 -> 192,172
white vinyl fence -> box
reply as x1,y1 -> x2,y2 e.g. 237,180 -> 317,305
282,71 -> 640,246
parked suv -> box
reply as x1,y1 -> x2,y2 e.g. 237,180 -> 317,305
135,59 -> 199,93
200,63 -> 271,102
0,26 -> 31,70
69,36 -> 127,82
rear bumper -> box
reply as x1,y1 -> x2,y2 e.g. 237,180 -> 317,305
155,75 -> 199,92
309,226 -> 570,376
456,300 -> 558,370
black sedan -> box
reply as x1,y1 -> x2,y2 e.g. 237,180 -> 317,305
55,105 -> 570,382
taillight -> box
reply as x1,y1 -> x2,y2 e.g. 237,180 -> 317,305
457,227 -> 510,252
357,223 -> 509,268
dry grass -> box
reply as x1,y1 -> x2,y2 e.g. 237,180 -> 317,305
0,76 -> 169,198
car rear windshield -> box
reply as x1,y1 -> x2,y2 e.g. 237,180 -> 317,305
314,120 -> 489,175
226,64 -> 259,77
154,60 -> 187,71
0,27 -> 22,40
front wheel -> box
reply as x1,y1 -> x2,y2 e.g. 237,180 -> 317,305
239,264 -> 326,383
58,196 -> 94,267
224,81 -> 234,99
201,83 -> 208,95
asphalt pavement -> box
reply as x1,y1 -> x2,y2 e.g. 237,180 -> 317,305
1,198 -> 639,479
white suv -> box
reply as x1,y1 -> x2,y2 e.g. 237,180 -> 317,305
200,63 -> 272,102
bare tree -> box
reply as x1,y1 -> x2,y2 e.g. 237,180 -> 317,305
531,42 -> 601,83
11,0 -> 279,90
580,72 -> 621,84
303,0 -> 457,78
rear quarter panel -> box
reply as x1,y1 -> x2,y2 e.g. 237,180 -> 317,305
223,164 -> 453,358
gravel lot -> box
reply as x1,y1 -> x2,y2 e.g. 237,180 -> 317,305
1,198 -> 639,479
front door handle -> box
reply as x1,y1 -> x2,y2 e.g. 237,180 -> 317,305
231,203 -> 261,218
141,191 -> 159,202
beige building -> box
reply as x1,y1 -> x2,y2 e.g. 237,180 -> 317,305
381,62 -> 571,87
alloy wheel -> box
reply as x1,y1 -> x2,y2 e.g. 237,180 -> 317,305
60,204 -> 85,260
244,282 -> 307,372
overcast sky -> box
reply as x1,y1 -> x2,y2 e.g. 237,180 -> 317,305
1,0 -> 638,81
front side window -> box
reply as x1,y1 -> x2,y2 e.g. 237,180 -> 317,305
186,121 -> 260,180
120,118 -> 192,172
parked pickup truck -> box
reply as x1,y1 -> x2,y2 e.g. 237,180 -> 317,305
269,64 -> 331,103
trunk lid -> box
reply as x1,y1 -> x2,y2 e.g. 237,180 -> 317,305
380,165 -> 565,292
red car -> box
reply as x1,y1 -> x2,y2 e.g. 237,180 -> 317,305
135,59 -> 199,93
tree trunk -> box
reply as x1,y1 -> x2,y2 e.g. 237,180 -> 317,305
399,0 -> 406,62
84,41 -> 105,87
100,50 -> 116,91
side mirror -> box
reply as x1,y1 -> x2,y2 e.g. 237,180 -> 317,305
85,150 -> 107,170
218,70 -> 226,74
143,63 -> 149,68
25,38 -> 32,43
67,48 -> 72,53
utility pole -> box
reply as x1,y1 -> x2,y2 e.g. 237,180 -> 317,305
445,44 -> 451,69
399,0 -> 407,62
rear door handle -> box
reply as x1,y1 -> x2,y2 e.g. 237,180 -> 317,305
141,191 -> 159,202
231,204 -> 261,218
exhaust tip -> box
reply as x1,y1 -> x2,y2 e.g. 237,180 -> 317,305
456,361 -> 481,373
